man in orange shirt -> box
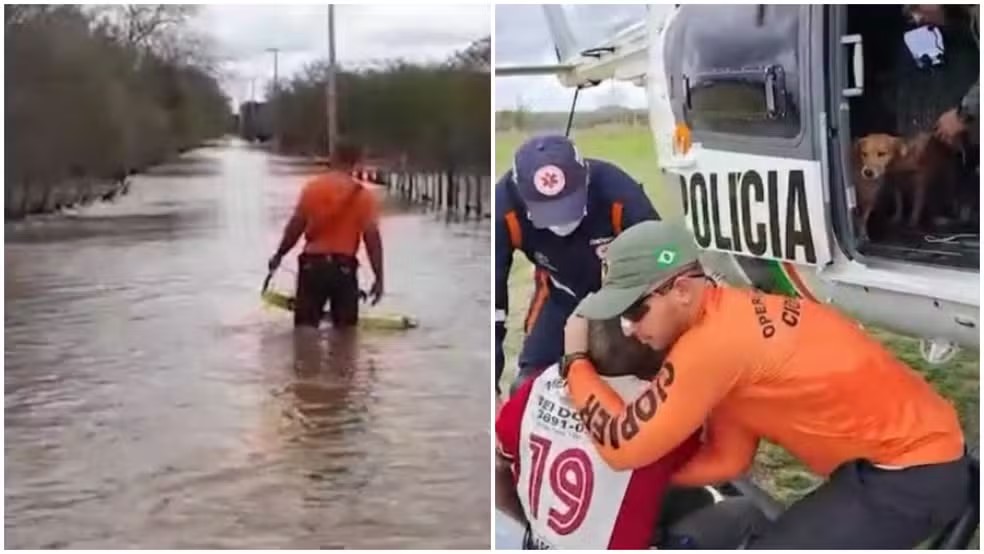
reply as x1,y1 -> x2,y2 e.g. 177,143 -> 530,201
559,220 -> 971,548
268,142 -> 384,328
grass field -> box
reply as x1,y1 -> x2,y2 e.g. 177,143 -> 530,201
496,126 -> 980,507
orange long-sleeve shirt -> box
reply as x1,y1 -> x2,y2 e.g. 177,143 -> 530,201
567,286 -> 964,485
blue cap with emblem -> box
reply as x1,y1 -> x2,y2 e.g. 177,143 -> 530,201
512,134 -> 589,229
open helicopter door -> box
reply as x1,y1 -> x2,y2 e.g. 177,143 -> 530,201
658,5 -> 834,276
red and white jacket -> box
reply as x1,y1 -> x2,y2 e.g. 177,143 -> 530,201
496,364 -> 699,549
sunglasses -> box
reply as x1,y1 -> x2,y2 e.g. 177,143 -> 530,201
620,268 -> 706,324
620,291 -> 655,323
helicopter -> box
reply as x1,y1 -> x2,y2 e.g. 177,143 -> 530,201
496,4 -> 980,365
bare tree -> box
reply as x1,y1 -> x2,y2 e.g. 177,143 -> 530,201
6,4 -> 230,219
92,5 -> 197,49
447,36 -> 490,71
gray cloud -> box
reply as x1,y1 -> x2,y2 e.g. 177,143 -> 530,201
195,4 -> 490,106
494,5 -> 554,63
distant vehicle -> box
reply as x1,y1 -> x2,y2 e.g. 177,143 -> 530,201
238,101 -> 273,143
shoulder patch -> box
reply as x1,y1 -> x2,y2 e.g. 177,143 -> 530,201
611,202 -> 624,235
504,210 -> 522,249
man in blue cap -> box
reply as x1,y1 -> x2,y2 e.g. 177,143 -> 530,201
495,134 -> 659,400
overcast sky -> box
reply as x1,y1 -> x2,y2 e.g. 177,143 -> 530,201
494,4 -> 648,112
193,5 -> 490,107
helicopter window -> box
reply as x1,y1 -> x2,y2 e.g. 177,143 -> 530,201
673,5 -> 802,139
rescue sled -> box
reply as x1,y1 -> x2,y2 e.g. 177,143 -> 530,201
261,273 -> 418,331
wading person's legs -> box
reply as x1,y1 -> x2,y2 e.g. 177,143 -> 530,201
326,257 -> 360,328
294,254 -> 332,328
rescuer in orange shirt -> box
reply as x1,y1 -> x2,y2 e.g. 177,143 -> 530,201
558,219 -> 970,548
268,142 -> 384,328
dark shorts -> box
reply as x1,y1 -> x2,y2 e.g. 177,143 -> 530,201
746,456 -> 973,549
294,253 -> 360,328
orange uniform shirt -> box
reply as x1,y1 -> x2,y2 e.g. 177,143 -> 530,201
297,171 -> 379,256
567,286 -> 964,484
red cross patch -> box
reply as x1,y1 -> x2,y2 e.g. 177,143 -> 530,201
533,165 -> 566,196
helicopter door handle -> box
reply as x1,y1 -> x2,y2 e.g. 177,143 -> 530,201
954,315 -> 976,329
841,34 -> 864,98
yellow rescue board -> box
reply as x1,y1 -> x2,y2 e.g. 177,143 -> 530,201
261,289 -> 418,330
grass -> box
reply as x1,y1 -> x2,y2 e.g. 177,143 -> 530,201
497,125 -> 672,212
496,125 -> 980,509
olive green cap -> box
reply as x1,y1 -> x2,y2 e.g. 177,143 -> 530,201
576,220 -> 700,319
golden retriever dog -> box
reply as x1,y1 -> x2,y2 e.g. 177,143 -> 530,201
887,132 -> 960,228
854,132 -> 959,234
853,133 -> 905,238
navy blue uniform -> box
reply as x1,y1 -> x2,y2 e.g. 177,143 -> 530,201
494,159 -> 659,394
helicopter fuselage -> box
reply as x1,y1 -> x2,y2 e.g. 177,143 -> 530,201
648,5 -> 979,354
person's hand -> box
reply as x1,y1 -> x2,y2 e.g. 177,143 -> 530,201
935,108 -> 967,147
369,279 -> 384,306
906,5 -> 945,27
267,253 -> 282,273
564,313 -> 589,355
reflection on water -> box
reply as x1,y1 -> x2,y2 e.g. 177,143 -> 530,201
5,138 -> 490,549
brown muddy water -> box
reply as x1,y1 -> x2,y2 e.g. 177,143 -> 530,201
4,139 -> 491,549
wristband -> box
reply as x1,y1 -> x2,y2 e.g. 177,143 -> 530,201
559,352 -> 591,380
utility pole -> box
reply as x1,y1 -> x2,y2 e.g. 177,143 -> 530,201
267,47 -> 280,90
326,5 -> 338,159
267,47 -> 281,150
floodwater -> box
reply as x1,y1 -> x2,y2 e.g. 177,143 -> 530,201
4,139 -> 491,549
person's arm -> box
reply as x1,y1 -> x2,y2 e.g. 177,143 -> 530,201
494,180 -> 515,396
494,376 -> 534,522
363,194 -> 384,304
496,454 -> 526,523
937,81 -> 978,145
364,224 -> 384,302
663,430 -> 703,472
274,212 -> 305,259
360,192 -> 385,305
270,195 -> 307,269
670,413 -> 759,487
565,329 -> 742,471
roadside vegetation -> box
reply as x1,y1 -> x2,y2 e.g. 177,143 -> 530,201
5,5 -> 231,219
245,37 -> 490,175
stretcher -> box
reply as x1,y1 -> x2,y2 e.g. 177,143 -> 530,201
261,272 -> 418,330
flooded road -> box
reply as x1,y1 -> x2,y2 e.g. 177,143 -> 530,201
4,139 -> 491,549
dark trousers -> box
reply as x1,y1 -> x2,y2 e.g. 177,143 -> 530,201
746,456 -> 972,549
294,253 -> 360,328
662,496 -> 769,549
511,272 -> 578,394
